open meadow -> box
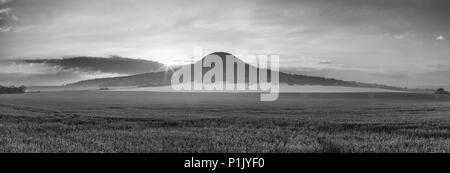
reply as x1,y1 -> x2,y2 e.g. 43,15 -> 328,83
1,91 -> 450,153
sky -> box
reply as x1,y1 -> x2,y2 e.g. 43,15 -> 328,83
0,0 -> 450,87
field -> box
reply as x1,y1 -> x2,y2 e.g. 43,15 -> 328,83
1,91 -> 450,153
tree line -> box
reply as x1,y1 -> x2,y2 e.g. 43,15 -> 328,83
435,88 -> 449,95
0,85 -> 26,94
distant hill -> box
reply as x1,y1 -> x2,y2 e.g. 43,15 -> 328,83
22,56 -> 165,75
67,52 -> 405,90
416,85 -> 450,91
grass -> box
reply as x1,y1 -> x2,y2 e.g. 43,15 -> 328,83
1,91 -> 450,153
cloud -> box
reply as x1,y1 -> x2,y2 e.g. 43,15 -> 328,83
0,0 -> 13,4
0,61 -> 59,74
0,6 -> 18,32
318,61 -> 333,65
0,8 -> 10,13
0,26 -> 10,32
22,56 -> 165,75
393,34 -> 405,40
0,60 -> 123,85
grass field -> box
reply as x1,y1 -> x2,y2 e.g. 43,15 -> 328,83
1,91 -> 450,153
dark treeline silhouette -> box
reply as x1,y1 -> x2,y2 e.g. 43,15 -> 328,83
435,88 -> 449,95
0,85 -> 26,94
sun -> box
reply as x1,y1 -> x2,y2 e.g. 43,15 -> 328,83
163,61 -> 178,67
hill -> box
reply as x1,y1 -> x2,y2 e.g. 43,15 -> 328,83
67,52 -> 404,90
